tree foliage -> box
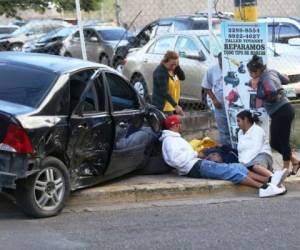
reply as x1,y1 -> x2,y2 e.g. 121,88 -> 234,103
0,0 -> 102,18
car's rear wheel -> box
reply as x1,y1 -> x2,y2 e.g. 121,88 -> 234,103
131,74 -> 150,102
99,54 -> 110,66
16,157 -> 70,218
113,57 -> 125,73
64,52 -> 72,57
10,43 -> 23,51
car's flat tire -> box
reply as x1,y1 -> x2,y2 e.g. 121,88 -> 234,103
16,157 -> 70,218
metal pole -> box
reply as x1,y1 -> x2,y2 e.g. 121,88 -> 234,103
115,0 -> 121,26
208,0 -> 213,58
75,0 -> 87,60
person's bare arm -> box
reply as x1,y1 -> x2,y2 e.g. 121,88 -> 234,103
204,88 -> 222,109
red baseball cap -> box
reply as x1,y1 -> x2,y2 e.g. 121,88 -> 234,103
164,115 -> 181,129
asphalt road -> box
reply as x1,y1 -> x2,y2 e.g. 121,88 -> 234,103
1,194 -> 300,250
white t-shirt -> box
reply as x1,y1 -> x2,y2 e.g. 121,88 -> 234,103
201,64 -> 224,103
237,123 -> 272,164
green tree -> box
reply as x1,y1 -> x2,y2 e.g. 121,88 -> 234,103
0,0 -> 103,18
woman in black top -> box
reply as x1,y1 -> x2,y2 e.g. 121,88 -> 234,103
152,51 -> 185,115
247,55 -> 299,174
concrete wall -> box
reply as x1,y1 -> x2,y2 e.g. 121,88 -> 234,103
118,0 -> 300,28
182,104 -> 300,149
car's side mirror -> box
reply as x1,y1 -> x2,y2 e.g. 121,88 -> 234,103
185,51 -> 206,61
26,32 -> 34,36
89,36 -> 98,42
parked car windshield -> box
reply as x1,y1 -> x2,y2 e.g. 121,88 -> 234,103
43,26 -> 75,40
0,26 -> 18,34
97,28 -> 129,41
198,34 -> 222,56
40,27 -> 75,40
0,64 -> 57,107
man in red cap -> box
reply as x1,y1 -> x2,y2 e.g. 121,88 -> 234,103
159,115 -> 287,198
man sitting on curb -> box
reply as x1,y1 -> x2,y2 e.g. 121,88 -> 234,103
159,115 -> 288,198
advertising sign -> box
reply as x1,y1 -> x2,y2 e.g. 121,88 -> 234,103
221,21 -> 268,147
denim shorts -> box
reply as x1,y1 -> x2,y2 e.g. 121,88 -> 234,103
188,160 -> 249,184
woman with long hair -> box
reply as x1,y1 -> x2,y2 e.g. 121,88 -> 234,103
247,55 -> 299,174
152,51 -> 185,116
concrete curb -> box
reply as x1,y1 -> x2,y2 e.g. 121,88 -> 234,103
67,175 -> 300,207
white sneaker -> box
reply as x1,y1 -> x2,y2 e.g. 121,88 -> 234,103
259,183 -> 286,198
271,169 -> 289,187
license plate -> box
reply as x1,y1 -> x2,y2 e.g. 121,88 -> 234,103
285,88 -> 297,98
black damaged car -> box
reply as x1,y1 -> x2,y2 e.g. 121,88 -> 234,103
0,52 -> 163,218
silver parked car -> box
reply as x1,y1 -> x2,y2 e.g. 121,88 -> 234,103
123,30 -> 217,104
0,19 -> 71,51
123,30 -> 300,104
63,26 -> 132,66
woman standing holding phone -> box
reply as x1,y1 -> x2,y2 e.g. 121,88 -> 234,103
152,51 -> 185,116
247,55 -> 299,174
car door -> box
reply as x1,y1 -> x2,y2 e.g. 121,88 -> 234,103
67,70 -> 114,185
103,71 -> 150,175
84,29 -> 101,62
142,36 -> 177,93
66,31 -> 82,58
174,35 -> 205,101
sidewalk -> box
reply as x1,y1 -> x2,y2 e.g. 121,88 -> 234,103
68,152 -> 300,207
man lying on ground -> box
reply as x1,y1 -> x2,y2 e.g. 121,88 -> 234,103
159,115 -> 288,198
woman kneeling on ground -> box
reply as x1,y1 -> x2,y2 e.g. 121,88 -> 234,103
237,110 -> 288,186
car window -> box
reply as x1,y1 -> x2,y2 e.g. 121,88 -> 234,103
279,24 -> 300,38
0,65 -> 57,108
136,24 -> 157,46
151,36 -> 176,54
174,21 -> 190,31
0,27 -> 17,34
105,73 -> 139,111
84,29 -> 99,42
198,35 -> 222,56
155,24 -> 173,36
175,36 -> 199,55
97,28 -> 127,41
81,85 -> 98,113
268,24 -> 280,42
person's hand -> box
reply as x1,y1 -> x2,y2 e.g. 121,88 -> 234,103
213,99 -> 222,109
198,151 -> 205,159
175,105 -> 183,115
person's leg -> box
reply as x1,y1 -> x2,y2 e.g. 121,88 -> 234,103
271,104 -> 295,171
195,160 -> 286,197
240,176 -> 265,188
199,160 -> 249,184
214,107 -> 231,146
248,170 -> 269,183
252,165 -> 273,177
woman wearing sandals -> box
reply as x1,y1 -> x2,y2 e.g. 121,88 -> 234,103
247,55 -> 300,175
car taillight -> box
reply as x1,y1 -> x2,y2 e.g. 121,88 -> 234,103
0,124 -> 33,154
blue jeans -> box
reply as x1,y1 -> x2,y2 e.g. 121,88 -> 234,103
188,160 -> 249,184
214,106 -> 231,146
